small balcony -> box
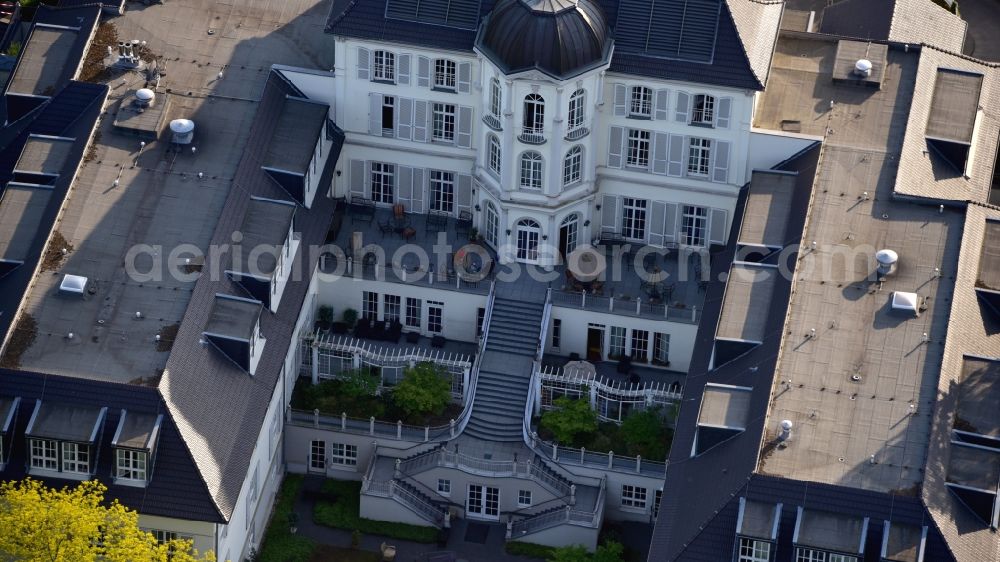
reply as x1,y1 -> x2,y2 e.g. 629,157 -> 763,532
564,125 -> 590,141
518,126 -> 546,145
482,113 -> 502,132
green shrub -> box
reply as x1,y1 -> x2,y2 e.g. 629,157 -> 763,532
549,541 -> 625,562
256,475 -> 316,562
540,397 -> 598,445
313,480 -> 439,543
342,308 -> 359,327
392,362 -> 451,419
620,409 -> 671,460
505,540 -> 557,559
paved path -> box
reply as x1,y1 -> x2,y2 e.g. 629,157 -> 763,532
293,476 -> 543,562
960,0 -> 1000,60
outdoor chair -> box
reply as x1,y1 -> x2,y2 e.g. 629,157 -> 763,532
348,196 -> 375,224
426,211 -> 448,233
377,219 -> 394,238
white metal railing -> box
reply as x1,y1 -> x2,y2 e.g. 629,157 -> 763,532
550,289 -> 700,324
518,125 -> 546,144
536,288 -> 552,363
287,408 -> 457,443
306,333 -> 472,397
537,364 -> 683,423
362,479 -> 445,527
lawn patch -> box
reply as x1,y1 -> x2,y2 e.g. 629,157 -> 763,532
257,475 -> 315,562
313,480 -> 439,543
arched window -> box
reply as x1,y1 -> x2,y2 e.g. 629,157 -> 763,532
519,151 -> 543,190
562,146 -> 583,186
559,214 -> 579,256
523,94 -> 545,135
373,50 -> 395,82
567,89 -> 585,130
483,202 -> 499,247
515,218 -> 541,263
488,134 -> 502,176
489,78 -> 502,119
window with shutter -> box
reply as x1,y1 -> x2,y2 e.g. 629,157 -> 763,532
357,47 -> 370,80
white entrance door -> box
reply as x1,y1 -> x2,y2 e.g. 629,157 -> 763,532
466,484 -> 500,520
515,219 -> 540,264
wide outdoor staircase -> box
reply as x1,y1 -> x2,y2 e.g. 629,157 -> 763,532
463,296 -> 546,441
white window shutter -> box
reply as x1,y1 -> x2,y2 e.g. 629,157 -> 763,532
457,106 -> 473,148
716,96 -> 732,128
712,140 -> 731,184
397,166 -> 414,209
708,208 -> 727,245
613,84 -> 627,117
417,56 -> 430,88
663,202 -> 678,243
601,195 -> 619,232
667,134 -> 685,177
608,126 -> 625,168
456,174 -> 473,215
411,168 -> 426,213
357,47 -> 370,80
675,91 -> 690,123
369,93 -> 382,136
652,132 -> 668,175
413,100 -> 428,142
458,62 -> 472,93
397,97 -> 413,140
654,89 -> 670,120
349,159 -> 366,197
650,201 -> 667,246
398,54 -> 411,85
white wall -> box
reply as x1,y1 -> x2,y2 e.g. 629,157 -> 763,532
747,128 -> 822,173
136,514 -> 216,557
315,275 -> 488,343
548,307 -> 698,373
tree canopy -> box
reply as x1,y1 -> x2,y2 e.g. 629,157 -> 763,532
0,478 -> 214,562
392,361 -> 452,418
540,397 -> 599,445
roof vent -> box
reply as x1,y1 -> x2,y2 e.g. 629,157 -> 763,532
854,59 -> 873,77
169,119 -> 195,145
134,88 -> 154,108
891,291 -> 922,316
875,248 -> 898,277
778,419 -> 793,441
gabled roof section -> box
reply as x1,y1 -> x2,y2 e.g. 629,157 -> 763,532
895,49 -> 1000,203
159,67 -> 340,520
263,96 -> 328,175
0,184 -> 53,278
112,410 -> 162,451
4,4 -> 100,111
0,369 -> 222,522
385,0 -> 482,29
820,0 -> 967,53
0,81 -> 107,345
327,0 -> 781,90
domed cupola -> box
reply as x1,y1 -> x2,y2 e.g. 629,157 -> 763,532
476,0 -> 612,80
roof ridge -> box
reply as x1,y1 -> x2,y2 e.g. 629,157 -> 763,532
919,42 -> 1000,69
327,0 -> 362,30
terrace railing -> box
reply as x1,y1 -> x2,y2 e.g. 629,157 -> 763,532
537,364 -> 683,423
550,289 -> 700,324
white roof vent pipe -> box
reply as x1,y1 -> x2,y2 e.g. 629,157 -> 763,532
134,88 -> 154,108
854,59 -> 873,77
170,119 -> 195,145
875,249 -> 898,277
778,419 -> 793,442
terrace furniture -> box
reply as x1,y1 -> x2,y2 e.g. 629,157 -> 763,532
426,210 -> 449,233
406,331 -> 420,344
431,335 -> 446,348
378,219 -> 394,238
348,196 -> 375,224
616,355 -> 632,374
456,210 -> 473,237
381,542 -> 397,562
393,203 -> 406,219
598,227 -> 624,246
384,320 -> 403,343
402,226 -> 416,240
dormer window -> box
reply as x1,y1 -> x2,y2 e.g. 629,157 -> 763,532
373,50 -> 395,82
692,94 -> 715,125
24,400 -> 106,479
737,538 -> 771,562
116,449 -> 147,481
434,59 -> 456,90
112,410 -> 162,487
792,507 -> 866,562
629,86 -> 652,118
